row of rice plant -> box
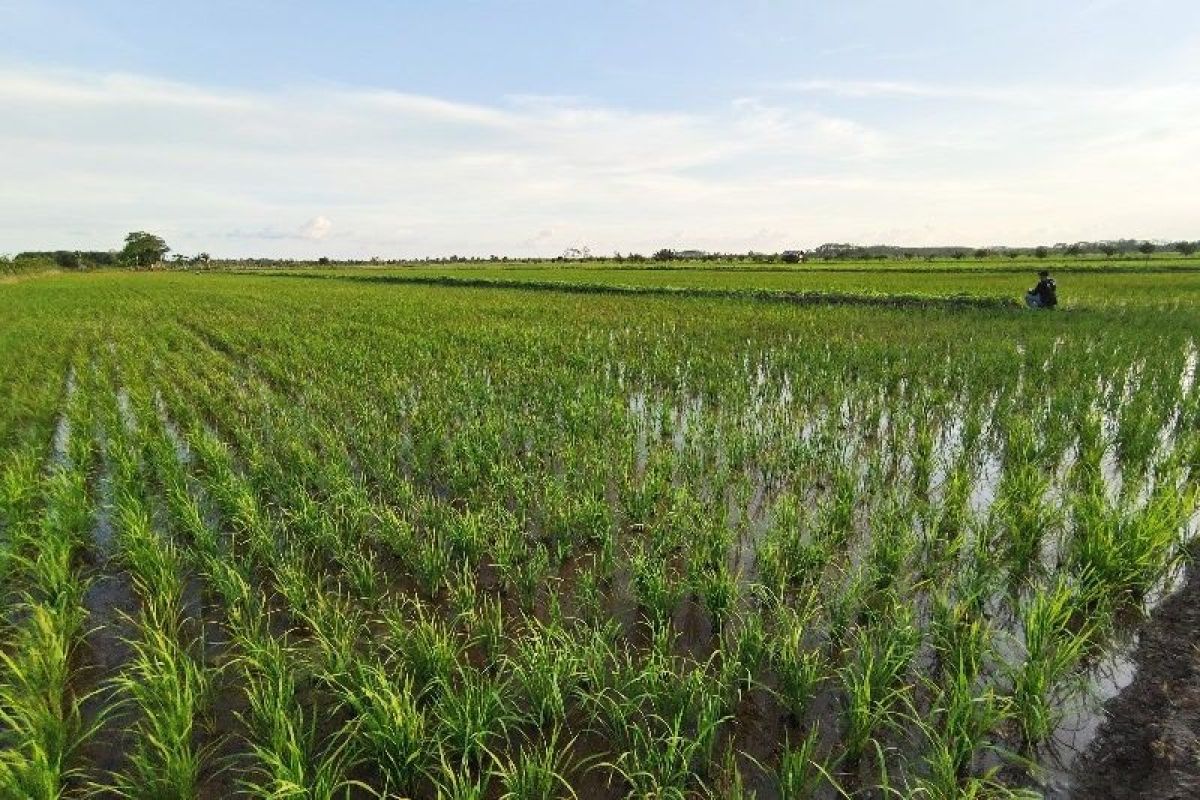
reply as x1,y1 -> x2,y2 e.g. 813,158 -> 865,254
0,355 -> 98,798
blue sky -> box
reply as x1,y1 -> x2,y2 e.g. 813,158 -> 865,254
2,1 -> 1198,257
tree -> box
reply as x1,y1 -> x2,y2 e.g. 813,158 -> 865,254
121,231 -> 169,268
53,251 -> 82,270
1065,244 -> 1082,256
1034,246 -> 1049,259
974,249 -> 990,259
1138,241 -> 1156,257
652,248 -> 676,261
1100,244 -> 1116,258
1175,241 -> 1196,256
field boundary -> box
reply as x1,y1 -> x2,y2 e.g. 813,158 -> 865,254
251,270 -> 1026,311
219,259 -> 1200,276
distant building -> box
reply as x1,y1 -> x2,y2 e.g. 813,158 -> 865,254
675,249 -> 707,259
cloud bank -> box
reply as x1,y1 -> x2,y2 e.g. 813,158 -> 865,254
2,67 -> 1197,257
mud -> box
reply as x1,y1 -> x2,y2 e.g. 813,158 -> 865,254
1068,560 -> 1200,799
76,569 -> 140,781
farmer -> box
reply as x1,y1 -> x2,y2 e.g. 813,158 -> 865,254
1025,270 -> 1058,309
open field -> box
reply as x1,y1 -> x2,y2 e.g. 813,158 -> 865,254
276,258 -> 1200,310
2,266 -> 1198,798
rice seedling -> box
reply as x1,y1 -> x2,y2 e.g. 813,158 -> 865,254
382,599 -> 462,696
108,626 -> 213,799
711,742 -> 756,800
838,601 -> 918,765
4,262 -> 1198,796
473,593 -> 506,662
692,561 -> 738,632
236,632 -> 359,800
435,664 -> 516,769
504,621 -> 581,727
727,609 -> 768,695
431,752 -> 488,800
777,728 -> 834,800
335,662 -> 428,795
1010,577 -> 1097,752
603,708 -> 721,800
631,543 -> 683,628
491,727 -> 578,800
912,670 -> 1010,800
1067,479 -> 1194,606
0,601 -> 101,799
771,603 -> 829,722
0,405 -> 97,800
300,589 -> 368,682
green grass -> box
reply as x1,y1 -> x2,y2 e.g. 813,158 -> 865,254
277,257 -> 1200,308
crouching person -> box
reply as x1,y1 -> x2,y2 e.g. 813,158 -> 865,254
1025,270 -> 1058,309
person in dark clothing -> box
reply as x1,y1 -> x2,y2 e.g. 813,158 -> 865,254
1026,270 -> 1058,308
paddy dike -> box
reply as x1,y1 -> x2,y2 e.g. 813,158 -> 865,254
1070,560 -> 1200,799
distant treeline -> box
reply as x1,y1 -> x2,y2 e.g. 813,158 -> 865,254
808,239 -> 1198,260
212,238 -> 1199,269
7,251 -> 120,271
6,236 -> 1197,273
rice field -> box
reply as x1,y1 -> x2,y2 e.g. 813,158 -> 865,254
1,266 -> 1198,799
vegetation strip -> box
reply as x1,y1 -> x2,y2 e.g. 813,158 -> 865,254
255,270 -> 1025,310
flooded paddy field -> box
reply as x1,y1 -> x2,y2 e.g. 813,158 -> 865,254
1,266 -> 1198,798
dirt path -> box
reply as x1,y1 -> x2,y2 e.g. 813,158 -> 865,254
1070,563 -> 1200,799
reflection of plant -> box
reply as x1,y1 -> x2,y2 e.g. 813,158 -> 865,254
1011,578 -> 1096,752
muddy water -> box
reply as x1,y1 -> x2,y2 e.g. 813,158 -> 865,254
1040,636 -> 1140,798
155,389 -> 192,464
78,447 -> 139,781
623,373 -> 1196,795
51,365 -> 77,468
1068,559 -> 1200,799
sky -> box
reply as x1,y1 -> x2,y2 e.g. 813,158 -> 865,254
2,0 -> 1198,258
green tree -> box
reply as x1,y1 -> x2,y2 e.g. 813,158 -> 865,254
1174,241 -> 1196,256
1100,244 -> 1116,257
1138,241 -> 1156,257
121,231 -> 169,268
1034,246 -> 1048,259
652,248 -> 676,261
53,251 -> 82,270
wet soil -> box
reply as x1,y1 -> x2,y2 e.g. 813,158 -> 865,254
1069,561 -> 1200,800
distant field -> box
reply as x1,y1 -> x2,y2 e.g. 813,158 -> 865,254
289,258 -> 1200,308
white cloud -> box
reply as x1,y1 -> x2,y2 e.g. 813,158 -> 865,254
299,216 -> 333,241
1,66 -> 1198,256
